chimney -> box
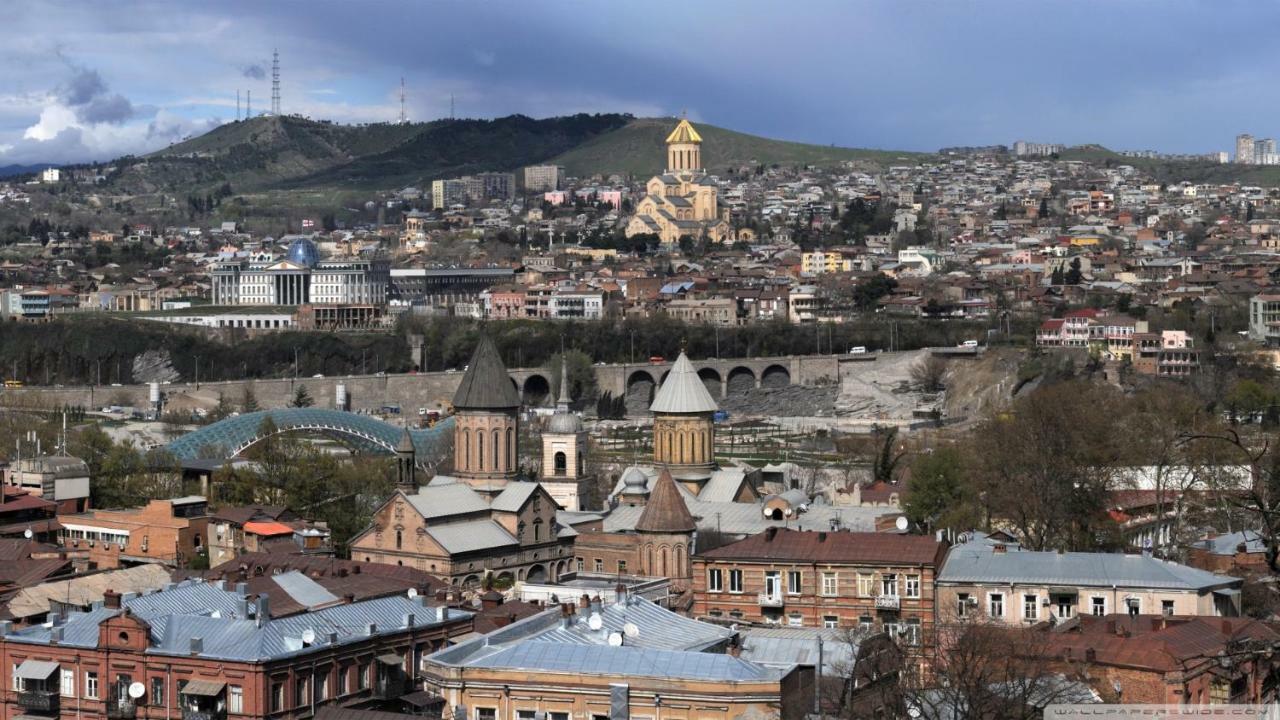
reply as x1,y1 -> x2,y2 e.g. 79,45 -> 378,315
0,620 -> 14,637
189,637 -> 203,655
481,592 -> 502,610
327,631 -> 338,644
256,594 -> 270,627
403,613 -> 415,629
579,594 -> 591,609
235,582 -> 248,596
237,597 -> 249,619
590,595 -> 603,614
50,626 -> 63,644
727,639 -> 741,658
365,623 -> 377,636
214,580 -> 226,591
437,607 -> 449,622
615,583 -> 628,605
992,544 -> 1007,554
435,588 -> 448,602
343,593 -> 355,605
103,589 -> 121,609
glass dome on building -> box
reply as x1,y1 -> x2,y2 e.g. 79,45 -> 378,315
286,237 -> 320,268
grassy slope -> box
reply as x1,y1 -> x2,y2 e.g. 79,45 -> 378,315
1059,144 -> 1280,186
553,117 -> 931,178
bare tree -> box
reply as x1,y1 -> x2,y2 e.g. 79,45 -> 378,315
910,355 -> 948,393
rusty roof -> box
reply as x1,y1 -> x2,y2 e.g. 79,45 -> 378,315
698,527 -> 946,567
635,470 -> 696,533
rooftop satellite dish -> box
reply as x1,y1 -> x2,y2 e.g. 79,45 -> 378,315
128,682 -> 145,700
607,632 -> 623,646
623,622 -> 640,638
895,516 -> 910,532
23,528 -> 33,540
301,628 -> 316,645
587,613 -> 603,631
407,588 -> 418,599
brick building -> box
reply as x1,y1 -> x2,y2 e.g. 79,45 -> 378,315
0,577 -> 472,720
691,528 -> 947,643
56,497 -> 211,570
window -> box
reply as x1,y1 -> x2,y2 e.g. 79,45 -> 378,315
823,616 -> 839,629
271,683 -> 284,713
617,560 -> 627,573
904,575 -> 920,598
884,620 -> 900,639
476,709 -> 497,720
788,570 -> 802,595
1126,598 -> 1141,615
857,573 -> 874,598
294,676 -> 307,709
60,669 -> 75,697
988,593 -> 1004,618
787,613 -> 803,627
904,619 -> 921,646
576,557 -> 584,572
550,713 -> 570,720
316,671 -> 329,701
1056,595 -> 1074,619
337,666 -> 348,696
517,711 -> 537,720
593,558 -> 603,573
229,685 -> 243,714
881,573 -> 898,597
821,572 -> 838,597
764,571 -> 781,599
956,593 -> 970,617
1091,596 -> 1106,616
708,569 -> 723,592
358,663 -> 369,690
85,672 -> 99,700
1023,594 -> 1039,621
729,569 -> 743,593
858,615 -> 873,631
1162,599 -> 1175,616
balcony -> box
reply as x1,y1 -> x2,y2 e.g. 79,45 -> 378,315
181,709 -> 226,720
371,676 -> 407,700
18,690 -> 59,714
874,595 -> 901,610
757,592 -> 784,607
107,700 -> 137,719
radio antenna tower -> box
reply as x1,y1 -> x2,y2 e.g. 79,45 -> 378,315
271,49 -> 281,116
236,90 -> 241,121
246,90 -> 251,118
399,77 -> 407,125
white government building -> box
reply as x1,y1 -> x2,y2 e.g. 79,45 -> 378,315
210,237 -> 390,306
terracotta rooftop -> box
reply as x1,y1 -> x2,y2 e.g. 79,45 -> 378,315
635,470 -> 696,533
698,527 -> 946,566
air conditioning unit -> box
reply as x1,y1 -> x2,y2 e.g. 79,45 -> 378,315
965,597 -> 978,607
1041,598 -> 1052,606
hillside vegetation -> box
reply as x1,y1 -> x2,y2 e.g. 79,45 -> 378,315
554,117 -> 930,177
1059,144 -> 1280,185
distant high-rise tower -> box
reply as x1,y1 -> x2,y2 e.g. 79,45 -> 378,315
399,77 -> 407,125
271,49 -> 281,116
1237,133 -> 1255,165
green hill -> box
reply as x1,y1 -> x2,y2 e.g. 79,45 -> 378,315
554,117 -> 928,177
98,113 -> 927,195
1060,144 -> 1280,186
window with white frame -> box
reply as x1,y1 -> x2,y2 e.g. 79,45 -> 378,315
85,671 -> 98,700
903,619 -> 921,646
1023,594 -> 1039,621
1091,596 -> 1106,616
821,572 -> 838,596
787,613 -> 803,627
881,573 -> 898,597
476,709 -> 497,720
904,574 -> 920,598
858,615 -> 873,631
708,569 -> 723,592
956,593 -> 971,617
729,569 -> 743,593
60,669 -> 74,697
229,685 -> 243,714
823,616 -> 839,629
788,570 -> 802,595
857,573 -> 874,597
988,593 -> 1004,618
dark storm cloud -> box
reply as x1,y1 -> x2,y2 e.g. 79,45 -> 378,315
59,66 -> 107,107
56,62 -> 135,124
78,94 -> 135,124
242,64 -> 266,80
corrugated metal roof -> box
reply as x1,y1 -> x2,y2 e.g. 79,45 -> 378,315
737,628 -> 855,669
489,482 -> 538,512
603,496 -> 892,536
425,520 -> 517,554
405,483 -> 490,520
469,642 -> 775,682
699,528 -> 944,566
272,571 -> 340,610
649,353 -> 718,414
536,597 -> 731,652
938,545 -> 1240,590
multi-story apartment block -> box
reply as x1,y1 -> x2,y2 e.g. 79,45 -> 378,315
522,165 -> 564,193
1249,293 -> 1280,346
57,497 -> 211,570
431,179 -> 466,209
1237,133 -> 1255,164
692,528 -> 946,644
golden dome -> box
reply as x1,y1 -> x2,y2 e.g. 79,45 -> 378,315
665,117 -> 703,144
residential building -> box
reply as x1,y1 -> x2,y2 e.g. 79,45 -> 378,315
206,506 -> 331,568
522,165 -> 564,193
665,297 -> 737,325
1249,293 -> 1280,346
935,542 -> 1242,627
56,497 -> 211,570
431,179 -> 466,209
1237,133 -> 1255,164
4,456 -> 90,513
0,577 -> 471,720
692,528 -> 946,642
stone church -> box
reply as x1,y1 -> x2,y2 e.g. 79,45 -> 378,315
625,117 -> 732,245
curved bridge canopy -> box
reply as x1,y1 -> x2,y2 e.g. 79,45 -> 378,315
165,408 -> 454,463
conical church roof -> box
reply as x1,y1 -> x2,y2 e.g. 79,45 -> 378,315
636,470 -> 696,533
665,117 -> 703,144
395,426 -> 415,453
452,336 -> 521,409
650,352 -> 718,414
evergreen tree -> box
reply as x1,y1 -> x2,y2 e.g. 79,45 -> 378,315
241,386 -> 261,413
290,385 -> 314,408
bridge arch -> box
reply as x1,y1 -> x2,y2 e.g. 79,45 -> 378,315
523,374 -> 551,406
697,367 -> 722,398
163,408 -> 454,464
726,366 -> 756,394
761,364 -> 791,388
626,370 -> 657,410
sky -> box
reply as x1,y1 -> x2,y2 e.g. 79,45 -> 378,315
1,0 -> 1275,165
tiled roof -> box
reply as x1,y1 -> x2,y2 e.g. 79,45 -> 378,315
635,470 -> 696,533
698,528 -> 945,566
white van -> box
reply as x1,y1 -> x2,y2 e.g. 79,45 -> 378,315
960,340 -> 979,348
849,346 -> 868,354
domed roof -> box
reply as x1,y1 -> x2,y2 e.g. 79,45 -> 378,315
286,237 -> 320,268
620,467 -> 649,494
547,411 -> 583,434
665,117 -> 703,144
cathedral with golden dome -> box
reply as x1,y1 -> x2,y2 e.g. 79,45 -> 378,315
624,117 -> 732,245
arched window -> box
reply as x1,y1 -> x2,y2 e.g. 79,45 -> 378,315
679,431 -> 686,461
462,430 -> 470,470
659,546 -> 669,576
533,518 -> 543,543
506,427 -> 515,469
395,529 -> 402,550
492,429 -> 500,470
554,452 -> 567,475
477,432 -> 485,471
